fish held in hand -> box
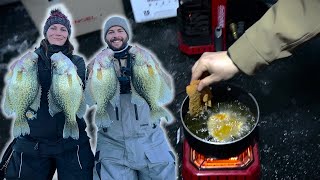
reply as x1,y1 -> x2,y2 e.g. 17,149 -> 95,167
1,51 -> 41,137
186,80 -> 212,116
129,45 -> 174,123
85,49 -> 119,128
49,52 -> 86,139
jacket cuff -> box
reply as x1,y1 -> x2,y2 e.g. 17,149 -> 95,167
228,34 -> 269,75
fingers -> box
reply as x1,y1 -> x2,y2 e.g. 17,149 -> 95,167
191,60 -> 207,81
191,52 -> 210,81
197,75 -> 220,91
191,60 -> 199,73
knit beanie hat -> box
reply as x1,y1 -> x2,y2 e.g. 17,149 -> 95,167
103,16 -> 130,40
43,9 -> 71,37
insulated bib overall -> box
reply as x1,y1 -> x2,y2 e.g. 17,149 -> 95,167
93,47 -> 176,180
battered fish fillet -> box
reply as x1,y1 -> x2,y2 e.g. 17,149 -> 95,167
186,80 -> 212,116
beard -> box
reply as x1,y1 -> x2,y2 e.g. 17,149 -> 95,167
107,37 -> 129,51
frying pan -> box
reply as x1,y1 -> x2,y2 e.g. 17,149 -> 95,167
180,83 -> 260,158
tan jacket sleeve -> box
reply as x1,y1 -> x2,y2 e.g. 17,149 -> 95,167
228,0 -> 320,75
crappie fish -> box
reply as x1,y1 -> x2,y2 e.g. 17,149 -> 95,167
85,49 -> 119,128
129,45 -> 174,123
1,51 -> 41,137
49,52 -> 86,139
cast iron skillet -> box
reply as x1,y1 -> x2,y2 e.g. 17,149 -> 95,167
180,83 -> 260,158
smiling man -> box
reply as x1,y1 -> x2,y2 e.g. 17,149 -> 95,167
91,16 -> 176,180
105,20 -> 129,51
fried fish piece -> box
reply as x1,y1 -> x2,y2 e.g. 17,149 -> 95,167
186,80 -> 212,116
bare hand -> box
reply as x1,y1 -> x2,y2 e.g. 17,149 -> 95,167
191,51 -> 239,91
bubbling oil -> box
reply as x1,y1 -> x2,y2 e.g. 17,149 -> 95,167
184,100 -> 256,143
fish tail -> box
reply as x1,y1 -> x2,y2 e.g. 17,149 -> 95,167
150,107 -> 174,124
13,116 -> 30,137
63,116 -> 79,139
95,107 -> 112,129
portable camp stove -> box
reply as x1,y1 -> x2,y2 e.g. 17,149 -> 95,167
182,139 -> 260,179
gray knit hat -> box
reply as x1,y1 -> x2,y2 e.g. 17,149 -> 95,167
43,9 -> 71,37
103,16 -> 130,40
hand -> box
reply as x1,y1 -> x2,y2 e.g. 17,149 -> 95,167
191,51 -> 239,91
86,59 -> 95,80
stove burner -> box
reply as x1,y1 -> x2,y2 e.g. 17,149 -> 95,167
182,140 -> 261,179
191,144 -> 254,169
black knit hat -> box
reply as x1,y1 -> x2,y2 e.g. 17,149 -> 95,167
43,9 -> 71,37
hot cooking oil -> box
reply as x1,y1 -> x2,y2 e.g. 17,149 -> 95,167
184,100 -> 256,143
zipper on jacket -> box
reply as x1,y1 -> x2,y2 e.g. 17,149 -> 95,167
34,142 -> 39,150
134,104 -> 139,120
115,107 -> 119,121
18,152 -> 23,178
77,145 -> 83,170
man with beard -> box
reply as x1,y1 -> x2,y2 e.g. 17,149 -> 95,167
92,16 -> 176,180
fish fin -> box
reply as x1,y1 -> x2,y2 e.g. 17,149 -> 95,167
9,59 -> 19,71
29,86 -> 41,111
25,109 -> 37,120
159,67 -> 174,92
147,53 -> 174,105
2,88 -> 13,117
110,81 -> 120,108
4,71 -> 13,83
147,65 -> 155,77
130,82 -> 145,106
84,79 -> 96,107
77,74 -> 84,87
150,53 -> 174,92
16,71 -> 23,82
150,107 -> 174,124
13,116 -> 30,137
96,68 -> 103,80
63,117 -> 79,139
76,95 -> 87,118
67,74 -> 73,87
48,88 -> 62,117
157,80 -> 174,106
95,107 -> 113,129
